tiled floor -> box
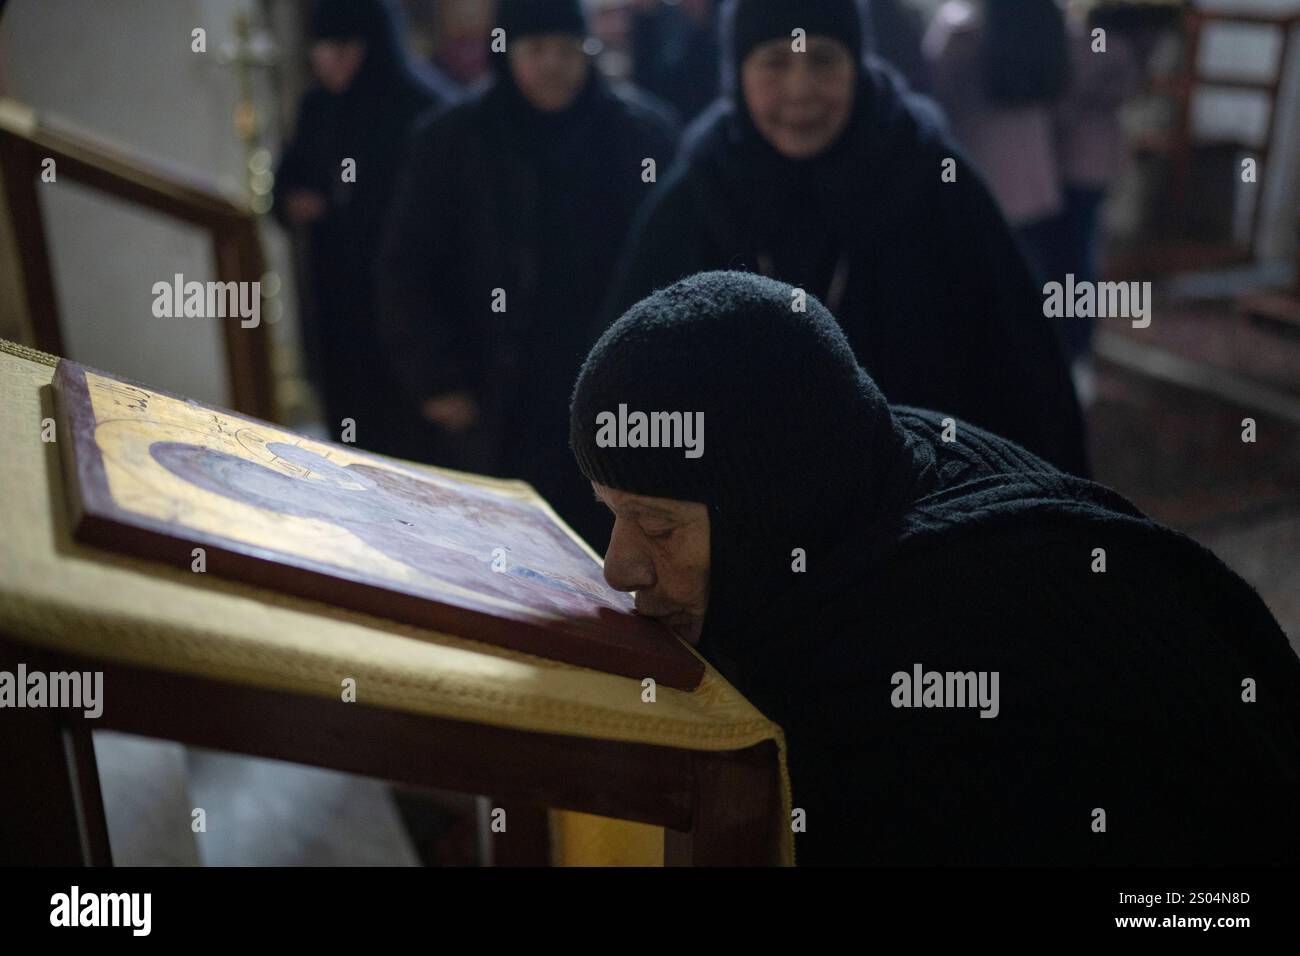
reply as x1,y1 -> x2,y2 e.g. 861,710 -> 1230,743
94,733 -> 423,866
1089,308 -> 1300,653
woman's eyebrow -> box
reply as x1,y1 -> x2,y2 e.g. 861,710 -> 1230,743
633,504 -> 679,521
590,489 -> 680,520
617,500 -> 679,520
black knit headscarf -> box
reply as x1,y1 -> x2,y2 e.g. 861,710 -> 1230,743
721,0 -> 867,99
308,0 -> 414,94
570,271 -> 923,684
492,0 -> 589,82
496,0 -> 588,43
309,0 -> 393,42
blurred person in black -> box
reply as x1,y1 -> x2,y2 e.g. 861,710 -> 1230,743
274,0 -> 453,458
868,0 -> 932,95
605,0 -> 1089,478
378,0 -> 678,544
629,0 -> 722,123
426,0 -> 498,96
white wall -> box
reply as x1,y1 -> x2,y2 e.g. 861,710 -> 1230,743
0,0 -> 298,405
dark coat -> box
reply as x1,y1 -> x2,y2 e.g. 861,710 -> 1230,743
377,70 -> 678,536
568,269 -> 1300,865
273,3 -> 452,458
718,408 -> 1300,865
604,63 -> 1090,477
630,2 -> 722,123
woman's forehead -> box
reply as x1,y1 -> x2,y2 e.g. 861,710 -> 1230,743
748,34 -> 850,55
593,483 -> 700,517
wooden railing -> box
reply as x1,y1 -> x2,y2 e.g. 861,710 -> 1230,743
1143,8 -> 1300,258
0,97 -> 276,421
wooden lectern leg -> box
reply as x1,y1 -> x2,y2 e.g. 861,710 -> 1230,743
663,824 -> 695,866
0,640 -> 113,866
65,719 -> 113,866
0,704 -> 85,865
480,800 -> 551,866
664,744 -> 784,866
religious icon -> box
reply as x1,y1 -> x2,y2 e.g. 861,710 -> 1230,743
52,360 -> 703,690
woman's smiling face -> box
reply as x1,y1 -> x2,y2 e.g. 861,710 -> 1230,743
741,35 -> 857,160
593,483 -> 710,646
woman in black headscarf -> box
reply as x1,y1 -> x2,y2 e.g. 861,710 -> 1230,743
605,0 -> 1089,478
377,0 -> 678,544
274,0 -> 453,458
571,271 -> 1300,865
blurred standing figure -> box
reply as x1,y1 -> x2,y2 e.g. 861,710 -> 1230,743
428,0 -> 498,95
867,0 -> 933,95
274,0 -> 453,457
1054,7 -> 1141,375
378,0 -> 678,542
630,0 -> 721,123
927,0 -> 1143,395
607,0 -> 1088,477
924,0 -> 1071,269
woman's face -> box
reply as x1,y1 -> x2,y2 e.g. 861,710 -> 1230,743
509,34 -> 591,112
741,35 -> 856,159
311,40 -> 367,94
594,483 -> 711,647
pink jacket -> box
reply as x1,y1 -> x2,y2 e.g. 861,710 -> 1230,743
924,0 -> 1063,225
1057,26 -> 1141,188
924,2 -> 1140,222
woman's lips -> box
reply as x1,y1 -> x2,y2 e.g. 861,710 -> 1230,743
663,614 -> 696,640
782,117 -> 827,133
637,604 -> 687,632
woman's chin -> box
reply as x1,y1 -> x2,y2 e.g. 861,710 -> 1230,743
771,132 -> 834,160
672,619 -> 703,647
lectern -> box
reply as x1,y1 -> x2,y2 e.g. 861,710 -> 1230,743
0,339 -> 794,867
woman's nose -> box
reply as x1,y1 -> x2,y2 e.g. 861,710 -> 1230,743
602,520 -> 655,594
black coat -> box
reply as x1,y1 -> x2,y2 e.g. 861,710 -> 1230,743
630,2 -> 721,123
274,6 -> 452,458
567,267 -> 1299,865
716,408 -> 1300,865
605,63 -> 1090,477
377,71 -> 678,535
